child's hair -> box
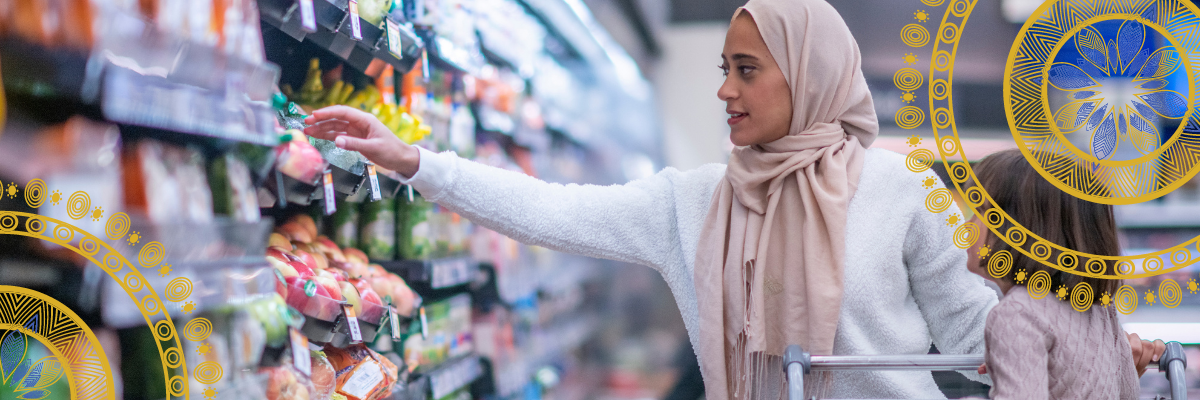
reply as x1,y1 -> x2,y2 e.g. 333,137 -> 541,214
972,149 -> 1121,302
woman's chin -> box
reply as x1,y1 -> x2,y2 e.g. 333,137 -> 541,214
729,131 -> 756,147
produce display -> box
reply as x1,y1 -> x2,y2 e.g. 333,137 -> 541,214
0,0 -> 649,398
283,59 -> 431,145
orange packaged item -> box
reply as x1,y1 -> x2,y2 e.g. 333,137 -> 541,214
323,344 -> 400,400
310,350 -> 337,399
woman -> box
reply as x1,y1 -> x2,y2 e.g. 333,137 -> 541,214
966,150 -> 1163,399
306,0 -> 999,398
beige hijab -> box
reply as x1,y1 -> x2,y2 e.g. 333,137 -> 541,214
693,0 -> 879,398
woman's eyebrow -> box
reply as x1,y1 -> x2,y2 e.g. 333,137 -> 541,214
721,53 -> 759,62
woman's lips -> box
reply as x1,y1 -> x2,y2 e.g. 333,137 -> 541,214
728,113 -> 747,125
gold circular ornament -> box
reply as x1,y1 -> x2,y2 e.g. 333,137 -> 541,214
1028,270 -> 1053,299
1005,0 -> 1200,204
1071,282 -> 1094,312
924,0 -> 1200,281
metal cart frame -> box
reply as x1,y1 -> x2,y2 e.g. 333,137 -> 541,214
783,342 -> 1189,400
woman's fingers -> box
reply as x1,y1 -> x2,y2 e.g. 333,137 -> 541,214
305,105 -> 360,125
1152,339 -> 1165,362
333,135 -> 371,153
977,364 -> 987,374
303,121 -> 352,140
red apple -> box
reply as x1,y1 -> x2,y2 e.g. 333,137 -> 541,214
278,222 -> 312,243
367,264 -> 388,278
359,287 -> 384,307
293,249 -> 319,271
268,233 -> 292,249
267,247 -> 314,278
343,248 -> 369,266
311,276 -> 343,301
314,236 -> 346,262
325,267 -> 349,281
339,282 -> 363,315
289,214 -> 318,240
343,262 -> 369,279
268,257 -> 299,279
349,278 -> 371,294
370,278 -> 394,304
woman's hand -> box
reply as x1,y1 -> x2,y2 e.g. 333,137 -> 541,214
303,105 -> 421,178
1127,332 -> 1165,377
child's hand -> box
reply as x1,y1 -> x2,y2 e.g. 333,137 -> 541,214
977,364 -> 987,374
1126,332 -> 1165,377
303,105 -> 421,178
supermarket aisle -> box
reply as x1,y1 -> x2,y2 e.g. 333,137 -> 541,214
0,0 -> 668,398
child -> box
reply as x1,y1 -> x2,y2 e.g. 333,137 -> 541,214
966,149 -> 1138,399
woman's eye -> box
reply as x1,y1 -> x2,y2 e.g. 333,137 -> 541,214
739,66 -> 755,75
718,65 -> 730,76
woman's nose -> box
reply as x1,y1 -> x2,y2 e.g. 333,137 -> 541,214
717,78 -> 737,101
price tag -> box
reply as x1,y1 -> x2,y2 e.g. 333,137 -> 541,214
290,328 -> 312,376
298,0 -> 317,32
340,360 -> 384,399
343,304 -> 363,343
386,19 -> 403,58
322,169 -> 336,215
348,0 -> 363,40
389,307 -> 402,340
418,306 -> 428,339
406,185 -> 415,203
367,163 -> 382,201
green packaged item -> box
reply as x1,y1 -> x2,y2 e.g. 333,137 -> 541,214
331,198 -> 359,249
359,197 -> 397,260
400,196 -> 435,259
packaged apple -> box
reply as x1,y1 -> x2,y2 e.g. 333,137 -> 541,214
323,344 -> 401,400
275,130 -> 327,185
310,350 -> 337,400
262,357 -> 316,400
285,276 -> 346,323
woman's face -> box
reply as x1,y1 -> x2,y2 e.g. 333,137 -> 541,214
718,12 -> 794,147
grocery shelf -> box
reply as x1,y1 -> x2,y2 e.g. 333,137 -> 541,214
0,35 -> 281,148
414,354 -> 484,399
378,256 -> 479,291
258,0 -> 423,75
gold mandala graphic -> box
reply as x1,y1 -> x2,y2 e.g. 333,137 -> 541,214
0,286 -> 115,399
0,179 -> 218,398
904,0 -> 1200,295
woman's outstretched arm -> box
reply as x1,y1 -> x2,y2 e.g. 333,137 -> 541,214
304,106 -> 692,270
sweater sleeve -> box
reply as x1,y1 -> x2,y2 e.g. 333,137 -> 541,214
902,190 -> 998,385
399,146 -> 691,271
984,299 -> 1051,400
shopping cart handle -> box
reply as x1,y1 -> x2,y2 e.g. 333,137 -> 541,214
1159,341 -> 1188,400
784,344 -> 811,374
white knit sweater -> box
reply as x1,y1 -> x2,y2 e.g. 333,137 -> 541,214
403,146 -> 999,398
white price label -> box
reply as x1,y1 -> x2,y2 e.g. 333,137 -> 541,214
340,360 -> 384,399
290,328 -> 312,377
298,0 -> 317,32
389,307 -> 402,340
386,19 -> 403,58
367,164 -> 382,201
323,169 -> 336,215
343,305 -> 363,343
348,0 -> 363,40
432,259 -> 469,289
